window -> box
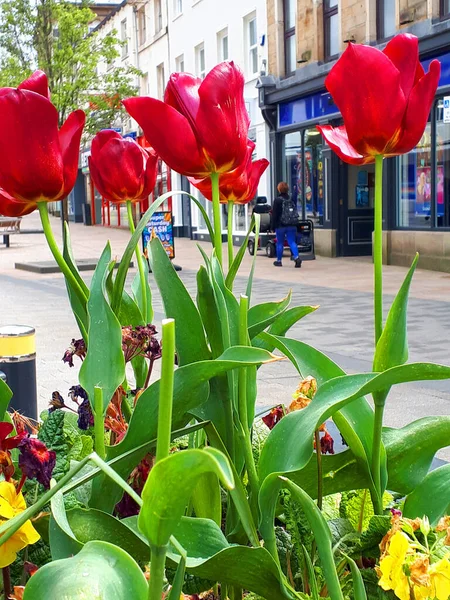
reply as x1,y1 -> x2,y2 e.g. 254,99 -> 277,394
441,0 -> 450,16
140,73 -> 149,95
436,98 -> 450,227
157,63 -> 165,99
217,28 -> 229,62
195,43 -> 205,78
175,54 -> 184,72
155,0 -> 163,33
137,7 -> 146,45
174,0 -> 183,16
324,0 -> 339,60
377,0 -> 396,39
246,14 -> 258,76
120,19 -> 128,58
283,0 -> 296,75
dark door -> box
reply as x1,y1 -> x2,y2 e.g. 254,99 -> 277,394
338,162 -> 374,256
180,176 -> 192,238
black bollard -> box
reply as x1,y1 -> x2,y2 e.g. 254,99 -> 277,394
0,325 -> 37,420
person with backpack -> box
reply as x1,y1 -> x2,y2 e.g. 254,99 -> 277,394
271,182 -> 302,267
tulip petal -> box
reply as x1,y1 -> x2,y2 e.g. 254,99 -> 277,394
196,61 -> 250,172
0,90 -> 64,202
242,159 -> 269,205
383,34 -> 420,100
164,72 -> 201,124
88,156 -> 111,200
18,70 -> 50,99
97,138 -> 146,201
91,129 -> 122,160
0,191 -> 35,217
317,125 -> 375,165
0,422 -> 14,441
57,109 -> 85,201
123,96 -> 207,177
139,148 -> 158,199
325,43 -> 406,156
392,60 -> 441,155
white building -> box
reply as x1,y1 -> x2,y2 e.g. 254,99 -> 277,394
91,0 -> 270,240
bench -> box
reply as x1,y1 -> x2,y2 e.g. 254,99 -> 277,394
0,217 -> 22,247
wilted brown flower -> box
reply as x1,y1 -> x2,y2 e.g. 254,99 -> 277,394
62,338 -> 86,367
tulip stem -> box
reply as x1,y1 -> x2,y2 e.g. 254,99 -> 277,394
93,386 -> 106,460
37,202 -> 88,309
126,200 -> 148,323
155,319 -> 175,464
374,155 -> 384,345
228,201 -> 234,270
210,172 -> 223,268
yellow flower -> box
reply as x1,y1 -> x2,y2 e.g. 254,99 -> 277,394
429,555 -> 450,600
0,481 -> 40,568
378,531 -> 411,600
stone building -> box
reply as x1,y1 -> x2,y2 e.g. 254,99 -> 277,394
260,0 -> 450,271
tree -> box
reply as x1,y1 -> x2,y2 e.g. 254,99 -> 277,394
0,0 -> 140,134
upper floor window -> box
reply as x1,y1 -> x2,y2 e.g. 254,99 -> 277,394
175,54 -> 185,72
137,7 -> 146,45
174,0 -> 183,16
284,0 -> 296,75
195,43 -> 206,78
157,63 -> 165,99
441,0 -> 450,16
245,13 -> 258,76
155,0 -> 163,33
217,28 -> 229,62
121,19 -> 128,58
377,0 -> 396,39
324,0 -> 339,60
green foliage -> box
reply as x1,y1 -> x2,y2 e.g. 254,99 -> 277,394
403,463 -> 450,524
357,516 -> 391,559
0,0 -> 139,133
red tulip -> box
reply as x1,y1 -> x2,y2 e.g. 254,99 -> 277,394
190,142 -> 269,204
0,71 -> 85,213
0,189 -> 35,217
317,34 -> 440,165
123,61 -> 250,178
88,130 -> 158,202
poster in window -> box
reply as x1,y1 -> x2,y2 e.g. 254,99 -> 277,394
142,211 -> 174,259
415,167 -> 432,216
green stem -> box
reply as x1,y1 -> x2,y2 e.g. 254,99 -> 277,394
227,201 -> 234,271
93,386 -> 105,459
3,566 -> 11,600
370,401 -> 384,514
148,544 -> 168,600
127,200 -> 148,323
37,202 -> 88,308
314,430 -> 323,510
374,155 -> 384,345
155,318 -> 175,463
210,172 -> 223,268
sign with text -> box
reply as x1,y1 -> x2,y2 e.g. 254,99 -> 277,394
142,211 -> 174,260
444,97 -> 450,124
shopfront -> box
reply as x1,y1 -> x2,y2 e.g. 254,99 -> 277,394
261,42 -> 450,269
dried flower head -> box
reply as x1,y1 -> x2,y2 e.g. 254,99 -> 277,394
62,338 -> 86,367
121,324 -> 161,363
262,405 -> 285,430
115,455 -> 153,518
49,391 -> 66,413
18,437 -> 56,489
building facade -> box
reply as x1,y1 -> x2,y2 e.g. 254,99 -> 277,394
261,0 -> 450,271
83,0 -> 270,242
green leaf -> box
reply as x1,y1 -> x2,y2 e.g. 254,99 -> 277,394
191,472 -> 222,526
139,448 -> 234,547
339,489 -> 392,533
247,292 -> 292,339
373,254 -> 418,373
302,544 -> 319,600
167,517 -> 294,600
38,410 -> 70,481
112,191 -> 169,315
358,515 -> 391,558
225,214 -> 255,290
259,476 -> 344,600
246,213 -> 260,301
132,267 -> 153,323
79,243 -> 126,414
149,236 -> 210,365
62,222 -> 89,338
346,555 -> 368,600
49,489 -> 83,559
118,289 -> 145,327
131,354 -> 148,388
0,379 -> 12,420
197,265 -> 224,358
403,463 -> 450,524
252,306 -> 318,350
91,346 -> 275,512
23,540 -> 148,600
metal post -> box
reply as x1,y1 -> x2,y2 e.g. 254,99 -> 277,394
0,326 -> 37,420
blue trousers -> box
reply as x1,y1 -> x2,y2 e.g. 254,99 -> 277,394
275,226 -> 298,262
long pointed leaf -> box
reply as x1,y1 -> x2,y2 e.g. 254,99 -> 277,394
403,463 -> 450,524
226,214 -> 255,290
246,213 -> 260,301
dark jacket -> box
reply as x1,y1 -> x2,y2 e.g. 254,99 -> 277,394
271,193 -> 290,230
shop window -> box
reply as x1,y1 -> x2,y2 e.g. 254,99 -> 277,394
436,98 -> 450,227
174,0 -> 183,16
324,0 -> 339,60
283,0 -> 296,75
440,0 -> 450,17
397,122 -> 432,228
377,0 -> 396,39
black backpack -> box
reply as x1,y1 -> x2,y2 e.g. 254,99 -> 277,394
280,196 -> 299,226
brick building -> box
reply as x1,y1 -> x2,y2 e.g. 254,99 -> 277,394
259,0 -> 450,271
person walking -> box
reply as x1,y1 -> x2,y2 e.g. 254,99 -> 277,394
271,182 -> 302,267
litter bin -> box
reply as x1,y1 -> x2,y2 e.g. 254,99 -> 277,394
0,325 -> 37,420
82,203 -> 92,226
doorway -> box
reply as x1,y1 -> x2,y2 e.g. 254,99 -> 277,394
338,162 -> 375,256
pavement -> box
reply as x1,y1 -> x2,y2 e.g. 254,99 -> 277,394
1,210 -> 450,459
